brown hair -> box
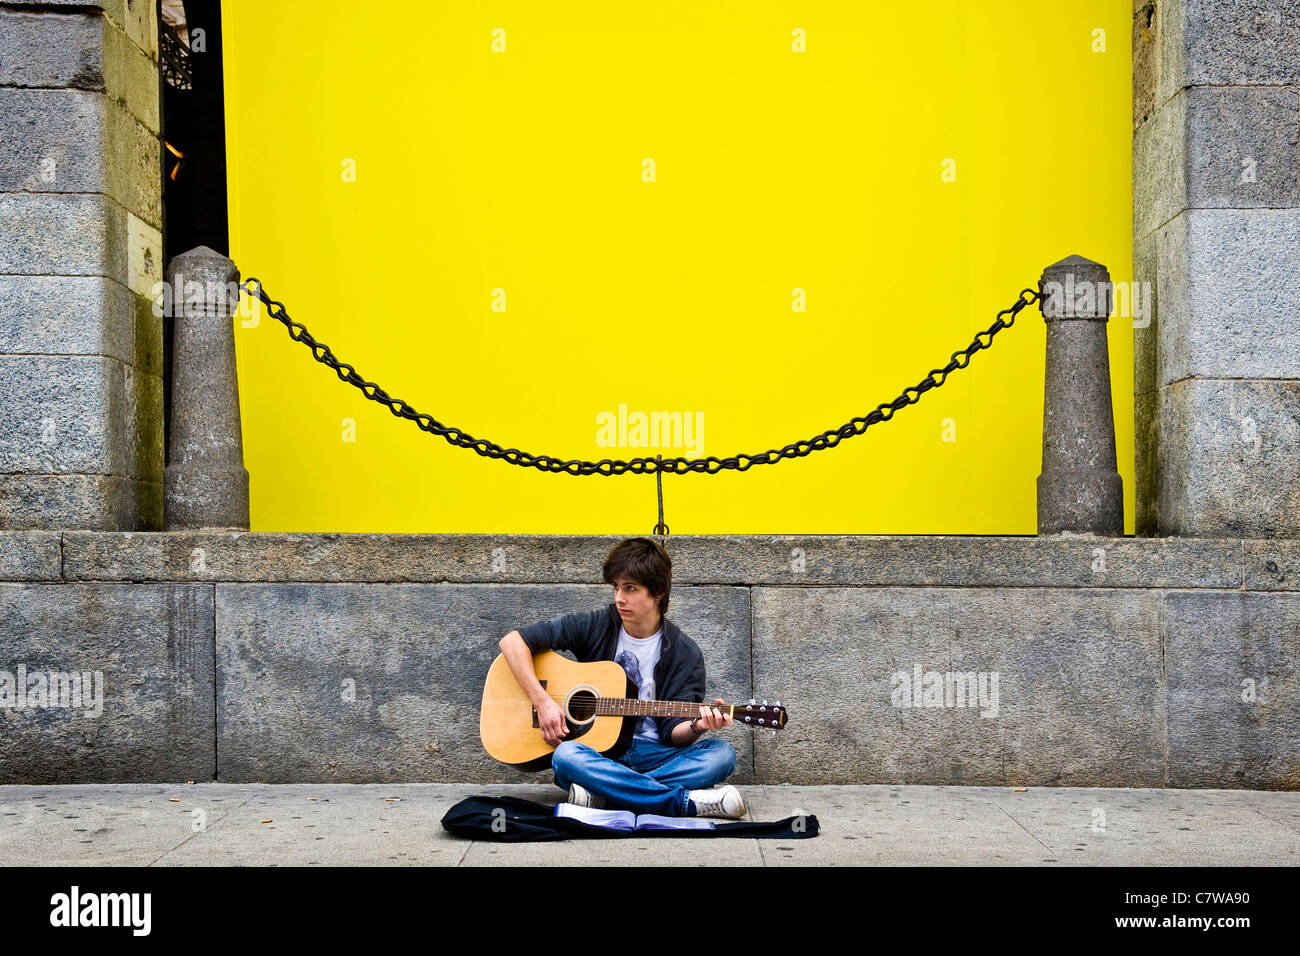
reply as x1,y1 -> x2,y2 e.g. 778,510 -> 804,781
602,537 -> 673,616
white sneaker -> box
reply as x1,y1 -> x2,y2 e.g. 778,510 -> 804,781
567,783 -> 606,809
688,785 -> 746,819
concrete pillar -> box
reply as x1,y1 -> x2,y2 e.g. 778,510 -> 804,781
1133,0 -> 1300,537
0,0 -> 163,529
1036,256 -> 1124,535
163,246 -> 249,530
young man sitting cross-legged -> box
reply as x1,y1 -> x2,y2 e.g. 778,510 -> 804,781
497,537 -> 746,819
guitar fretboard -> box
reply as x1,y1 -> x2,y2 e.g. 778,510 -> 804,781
593,699 -> 712,718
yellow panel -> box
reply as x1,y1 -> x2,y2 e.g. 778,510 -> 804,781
222,1 -> 1134,534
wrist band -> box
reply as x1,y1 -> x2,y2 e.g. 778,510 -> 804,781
690,717 -> 706,735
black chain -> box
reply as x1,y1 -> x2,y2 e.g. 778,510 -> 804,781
239,279 -> 1041,477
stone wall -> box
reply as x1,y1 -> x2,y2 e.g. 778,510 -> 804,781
0,0 -> 164,530
1133,1 -> 1300,536
2,533 -> 1296,789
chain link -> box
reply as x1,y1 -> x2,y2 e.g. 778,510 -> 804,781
239,279 -> 1041,477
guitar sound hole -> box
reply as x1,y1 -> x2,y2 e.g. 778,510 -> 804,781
566,690 -> 599,724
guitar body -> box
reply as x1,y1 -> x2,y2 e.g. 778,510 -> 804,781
480,651 -> 638,771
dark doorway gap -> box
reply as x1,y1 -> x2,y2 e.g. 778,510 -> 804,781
158,0 -> 231,468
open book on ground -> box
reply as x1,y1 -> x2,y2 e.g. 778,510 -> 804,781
554,802 -> 718,831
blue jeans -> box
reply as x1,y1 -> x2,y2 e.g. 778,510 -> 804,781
551,736 -> 737,816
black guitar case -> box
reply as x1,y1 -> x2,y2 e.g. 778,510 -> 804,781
440,794 -> 821,842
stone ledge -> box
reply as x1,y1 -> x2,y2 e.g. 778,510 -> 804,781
0,531 -> 61,579
42,531 -> 1268,587
1246,541 -> 1300,590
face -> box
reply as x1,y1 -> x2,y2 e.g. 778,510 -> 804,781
612,576 -> 662,632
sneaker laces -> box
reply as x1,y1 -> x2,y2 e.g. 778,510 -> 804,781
692,790 -> 728,815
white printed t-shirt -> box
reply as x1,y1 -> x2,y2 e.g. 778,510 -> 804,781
615,624 -> 663,741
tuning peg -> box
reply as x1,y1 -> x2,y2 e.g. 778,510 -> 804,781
749,698 -> 756,705
762,699 -> 768,705
775,699 -> 781,707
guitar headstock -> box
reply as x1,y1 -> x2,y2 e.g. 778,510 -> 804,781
732,699 -> 788,729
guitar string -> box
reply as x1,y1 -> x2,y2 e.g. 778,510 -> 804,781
535,692 -> 783,721
537,692 -> 779,709
537,692 -> 776,711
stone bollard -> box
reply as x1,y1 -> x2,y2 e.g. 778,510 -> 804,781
1036,255 -> 1123,535
163,246 -> 250,530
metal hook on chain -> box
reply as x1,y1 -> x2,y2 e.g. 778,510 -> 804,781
651,454 -> 670,541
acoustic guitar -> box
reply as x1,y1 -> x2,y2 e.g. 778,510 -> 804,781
479,650 -> 790,770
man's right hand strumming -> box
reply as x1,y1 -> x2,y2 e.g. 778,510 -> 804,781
534,696 -> 568,746
499,629 -> 570,746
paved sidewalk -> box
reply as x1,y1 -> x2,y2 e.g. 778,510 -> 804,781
1,783 -> 1296,866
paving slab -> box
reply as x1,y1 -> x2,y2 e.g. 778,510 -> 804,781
1,784 -> 1295,866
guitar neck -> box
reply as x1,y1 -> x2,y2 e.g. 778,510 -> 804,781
594,699 -> 708,718
593,697 -> 788,729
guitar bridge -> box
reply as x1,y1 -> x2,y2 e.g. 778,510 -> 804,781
531,679 -> 547,728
